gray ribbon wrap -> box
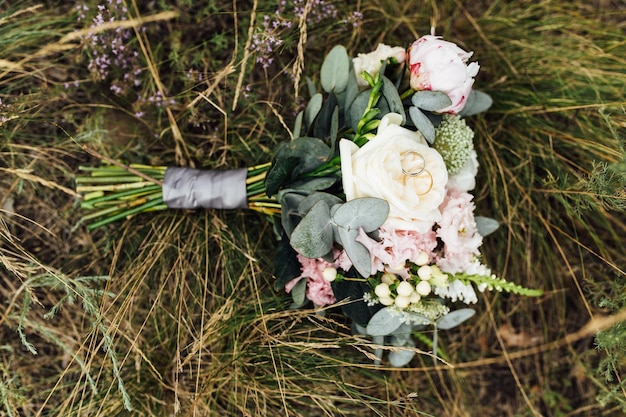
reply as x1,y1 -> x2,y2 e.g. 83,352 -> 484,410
162,167 -> 248,209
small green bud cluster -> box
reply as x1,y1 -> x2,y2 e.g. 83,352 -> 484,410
433,114 -> 474,175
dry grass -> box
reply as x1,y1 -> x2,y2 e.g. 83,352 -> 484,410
1,0 -> 625,416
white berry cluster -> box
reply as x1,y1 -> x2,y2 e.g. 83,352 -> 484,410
370,251 -> 449,311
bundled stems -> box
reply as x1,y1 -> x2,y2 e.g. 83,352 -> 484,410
76,163 -> 278,230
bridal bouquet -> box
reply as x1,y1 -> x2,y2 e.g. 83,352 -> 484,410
77,33 -> 542,366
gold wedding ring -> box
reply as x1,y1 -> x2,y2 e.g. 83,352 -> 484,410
400,151 -> 434,196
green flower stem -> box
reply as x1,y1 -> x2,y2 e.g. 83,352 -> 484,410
77,162 -> 279,229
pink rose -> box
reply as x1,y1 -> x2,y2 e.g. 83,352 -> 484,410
408,35 -> 479,114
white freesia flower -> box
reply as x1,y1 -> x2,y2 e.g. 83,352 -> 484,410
434,279 -> 478,304
447,149 -> 478,191
353,43 -> 406,88
340,114 -> 448,233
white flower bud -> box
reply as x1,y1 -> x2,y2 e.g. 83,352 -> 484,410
396,281 -> 414,297
379,296 -> 394,306
381,272 -> 397,285
415,251 -> 430,266
374,283 -> 391,298
322,267 -> 338,282
416,280 -> 432,296
394,295 -> 410,309
418,265 -> 432,280
409,292 -> 421,304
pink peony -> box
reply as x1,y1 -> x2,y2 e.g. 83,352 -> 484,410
436,189 -> 483,273
408,35 -> 479,114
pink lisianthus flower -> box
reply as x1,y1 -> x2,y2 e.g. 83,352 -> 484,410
436,189 -> 483,273
408,35 -> 479,114
285,249 -> 352,306
355,223 -> 438,278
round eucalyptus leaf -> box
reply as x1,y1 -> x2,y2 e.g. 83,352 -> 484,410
321,45 -> 350,93
290,200 -> 333,258
409,106 -> 435,144
337,226 -> 371,277
436,308 -> 476,330
411,90 -> 452,112
475,216 -> 500,237
366,307 -> 403,336
333,197 -> 389,233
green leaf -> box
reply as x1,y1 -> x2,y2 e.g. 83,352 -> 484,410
290,200 -> 334,258
298,192 -> 344,215
409,106 -> 435,143
344,62 -> 359,112
388,337 -> 416,367
411,90 -> 453,112
290,278 -> 308,308
310,93 -> 338,141
321,45 -> 350,93
306,76 -> 317,99
293,111 -> 303,139
381,76 -> 405,123
288,177 -> 337,193
436,308 -> 476,330
274,237 -> 303,290
459,90 -> 493,117
265,156 -> 300,197
475,216 -> 500,237
337,227 -> 371,277
331,280 -> 381,325
346,90 -> 371,132
333,197 -> 389,233
366,307 -> 403,336
279,191 -> 306,237
304,93 -> 323,130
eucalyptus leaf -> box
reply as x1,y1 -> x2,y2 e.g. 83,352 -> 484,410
288,177 -> 337,194
411,90 -> 453,112
338,227 -> 371,277
388,336 -> 416,367
306,76 -> 317,99
321,45 -> 350,93
311,92 -> 338,141
290,200 -> 333,258
331,280 -> 380,325
409,106 -> 435,144
458,90 -> 493,117
333,197 -> 389,233
265,156 -> 300,197
279,192 -> 306,237
344,62 -> 359,113
381,76 -> 405,123
304,93 -> 323,129
366,307 -> 403,336
372,335 -> 384,365
346,90 -> 371,131
475,216 -> 500,237
436,308 -> 476,330
388,348 -> 416,368
298,192 -> 344,215
293,111 -> 303,139
290,278 -> 308,308
274,237 -> 303,290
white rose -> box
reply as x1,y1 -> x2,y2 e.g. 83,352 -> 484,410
446,149 -> 478,191
408,35 -> 479,114
353,43 -> 406,88
340,114 -> 448,233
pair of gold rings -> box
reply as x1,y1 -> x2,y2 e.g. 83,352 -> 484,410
401,151 -> 434,196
